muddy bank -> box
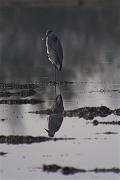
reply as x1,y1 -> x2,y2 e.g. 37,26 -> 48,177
96,131 -> 118,135
0,82 -> 73,90
0,83 -> 39,90
64,106 -> 112,119
93,120 -> 120,126
0,135 -> 75,144
0,98 -> 44,104
29,106 -> 120,120
41,164 -> 120,175
29,106 -> 117,120
0,152 -> 7,156
0,90 -> 36,98
48,81 -> 74,86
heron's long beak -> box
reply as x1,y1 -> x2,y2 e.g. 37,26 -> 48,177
42,37 -> 45,41
44,128 -> 49,133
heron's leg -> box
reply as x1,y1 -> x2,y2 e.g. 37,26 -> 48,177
55,65 -> 56,82
55,66 -> 56,97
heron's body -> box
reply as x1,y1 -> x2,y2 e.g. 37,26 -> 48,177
46,30 -> 63,71
46,114 -> 63,137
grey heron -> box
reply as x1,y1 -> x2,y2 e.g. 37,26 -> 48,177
43,30 -> 63,90
43,30 -> 63,95
45,30 -> 63,72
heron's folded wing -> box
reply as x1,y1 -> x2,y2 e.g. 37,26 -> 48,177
46,36 -> 58,64
46,36 -> 63,65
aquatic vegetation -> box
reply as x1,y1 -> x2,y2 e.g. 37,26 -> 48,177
29,106 -> 114,120
0,152 -> 7,156
0,83 -> 39,90
93,120 -> 120,126
96,131 -> 118,135
0,135 -> 75,144
48,81 -> 74,86
0,89 -> 36,98
0,99 -> 44,105
42,164 -> 120,175
29,105 -> 120,122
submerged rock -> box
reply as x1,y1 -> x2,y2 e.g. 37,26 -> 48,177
48,81 -> 74,86
14,89 -> 36,97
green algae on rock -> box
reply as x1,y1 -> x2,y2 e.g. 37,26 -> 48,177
0,89 -> 36,98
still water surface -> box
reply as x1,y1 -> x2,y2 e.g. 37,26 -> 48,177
0,6 -> 120,180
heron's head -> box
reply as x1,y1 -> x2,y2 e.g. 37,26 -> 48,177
44,128 -> 55,137
46,30 -> 53,36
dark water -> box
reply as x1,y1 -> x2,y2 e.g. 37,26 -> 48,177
0,6 -> 120,180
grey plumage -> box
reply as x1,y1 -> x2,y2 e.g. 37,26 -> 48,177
46,30 -> 63,71
45,114 -> 63,137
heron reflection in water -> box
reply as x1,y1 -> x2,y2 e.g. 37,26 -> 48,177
45,94 -> 64,137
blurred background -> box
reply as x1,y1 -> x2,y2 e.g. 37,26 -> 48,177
0,1 -> 120,102
0,1 -> 120,81
0,2 -> 120,180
